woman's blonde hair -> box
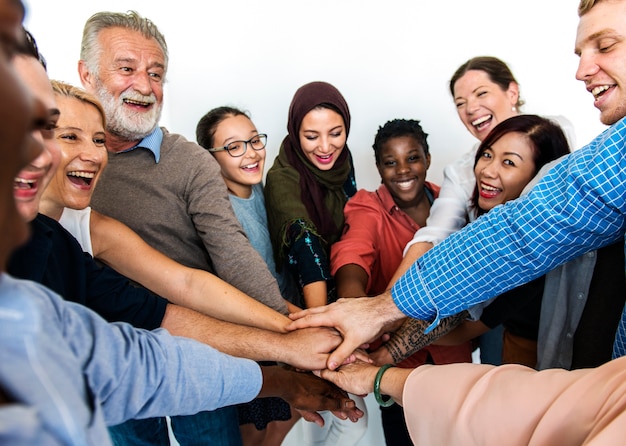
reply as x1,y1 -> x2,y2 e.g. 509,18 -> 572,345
50,80 -> 106,128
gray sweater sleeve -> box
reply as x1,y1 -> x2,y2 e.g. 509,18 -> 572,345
183,140 -> 288,314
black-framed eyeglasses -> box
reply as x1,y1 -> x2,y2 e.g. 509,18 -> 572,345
208,134 -> 267,157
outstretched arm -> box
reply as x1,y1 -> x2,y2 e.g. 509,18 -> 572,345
302,280 -> 328,308
91,210 -> 290,332
386,241 -> 432,289
370,311 -> 469,365
288,291 -> 406,370
317,361 -> 413,406
334,263 -> 369,299
258,366 -> 364,426
161,303 -> 347,371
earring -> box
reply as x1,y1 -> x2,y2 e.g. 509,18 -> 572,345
512,106 -> 517,112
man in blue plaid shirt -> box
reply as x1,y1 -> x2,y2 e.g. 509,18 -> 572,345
289,0 -> 626,371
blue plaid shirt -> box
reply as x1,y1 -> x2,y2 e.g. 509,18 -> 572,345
392,116 -> 626,358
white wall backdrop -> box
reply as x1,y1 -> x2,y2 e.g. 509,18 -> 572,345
24,0 -> 605,191
20,2 -> 609,445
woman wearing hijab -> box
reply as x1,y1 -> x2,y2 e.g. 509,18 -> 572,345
264,81 -> 365,445
265,81 -> 356,310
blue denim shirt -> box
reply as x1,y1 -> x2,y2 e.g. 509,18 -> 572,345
0,273 -> 261,445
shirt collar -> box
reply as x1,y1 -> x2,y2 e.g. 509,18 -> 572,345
377,182 -> 436,214
377,184 -> 399,214
126,127 -> 163,163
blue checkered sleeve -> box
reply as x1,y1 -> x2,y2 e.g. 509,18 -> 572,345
392,116 -> 626,335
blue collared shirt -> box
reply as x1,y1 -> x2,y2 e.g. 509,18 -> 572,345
125,127 -> 164,163
392,116 -> 626,356
0,273 -> 261,444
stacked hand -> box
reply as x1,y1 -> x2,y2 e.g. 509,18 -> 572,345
287,291 -> 406,370
259,366 -> 364,426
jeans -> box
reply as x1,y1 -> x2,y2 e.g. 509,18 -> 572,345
109,407 -> 242,446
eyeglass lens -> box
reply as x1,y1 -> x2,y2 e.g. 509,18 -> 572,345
226,134 -> 267,157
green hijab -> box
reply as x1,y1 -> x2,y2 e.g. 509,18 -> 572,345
265,81 -> 355,265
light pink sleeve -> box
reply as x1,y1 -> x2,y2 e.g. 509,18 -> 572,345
402,357 -> 626,445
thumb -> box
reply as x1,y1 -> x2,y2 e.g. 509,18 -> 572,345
327,338 -> 359,371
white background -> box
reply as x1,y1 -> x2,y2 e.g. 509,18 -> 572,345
24,0 -> 606,192
22,2 -> 606,444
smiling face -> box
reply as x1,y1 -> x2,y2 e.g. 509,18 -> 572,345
575,0 -> 626,125
377,135 -> 430,209
0,1 -> 48,268
299,107 -> 346,170
79,27 -> 164,147
210,114 -> 265,198
453,70 -> 520,141
13,55 -> 61,223
474,131 -> 537,211
41,95 -> 107,218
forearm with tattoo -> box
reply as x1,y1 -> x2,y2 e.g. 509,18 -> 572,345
384,311 -> 469,363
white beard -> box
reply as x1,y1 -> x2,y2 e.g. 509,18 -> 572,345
95,78 -> 162,141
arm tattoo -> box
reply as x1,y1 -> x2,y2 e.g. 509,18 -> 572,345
384,311 -> 469,363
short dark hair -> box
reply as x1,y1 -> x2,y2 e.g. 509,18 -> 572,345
196,106 -> 248,150
17,28 -> 46,69
372,119 -> 429,165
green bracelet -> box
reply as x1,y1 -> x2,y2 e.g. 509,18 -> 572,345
374,364 -> 396,407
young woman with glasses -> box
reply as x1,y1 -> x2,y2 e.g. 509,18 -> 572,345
197,105 -> 304,446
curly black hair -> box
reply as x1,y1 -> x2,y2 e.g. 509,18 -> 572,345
372,119 -> 429,165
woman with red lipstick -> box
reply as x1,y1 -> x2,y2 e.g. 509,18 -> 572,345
390,56 -> 576,365
264,81 -> 364,445
432,115 -> 571,366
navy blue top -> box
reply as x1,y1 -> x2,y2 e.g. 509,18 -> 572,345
7,213 -> 167,330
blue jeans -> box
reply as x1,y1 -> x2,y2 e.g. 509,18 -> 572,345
109,407 -> 242,446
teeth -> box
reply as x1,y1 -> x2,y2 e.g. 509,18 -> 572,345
242,163 -> 258,170
14,177 -> 36,185
591,85 -> 610,98
471,115 -> 492,127
68,171 -> 95,179
481,183 -> 499,191
14,177 -> 36,190
395,179 -> 415,189
123,99 -> 151,106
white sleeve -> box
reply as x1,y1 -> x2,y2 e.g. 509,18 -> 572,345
404,145 -> 478,254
